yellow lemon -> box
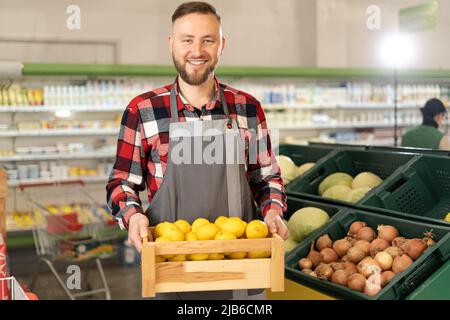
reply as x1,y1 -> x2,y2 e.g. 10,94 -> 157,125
208,253 -> 225,260
445,212 -> 450,222
155,256 -> 166,263
161,223 -> 184,241
155,236 -> 174,259
221,217 -> 246,238
168,254 -> 187,262
188,253 -> 209,261
214,216 -> 228,230
214,231 -> 237,240
227,252 -> 247,259
174,219 -> 191,234
196,223 -> 220,240
246,251 -> 271,259
192,218 -> 210,233
155,222 -> 171,238
245,220 -> 269,239
185,231 -> 198,241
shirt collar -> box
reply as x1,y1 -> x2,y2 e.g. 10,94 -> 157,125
173,76 -> 221,112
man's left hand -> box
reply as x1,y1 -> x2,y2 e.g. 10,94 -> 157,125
264,209 -> 289,240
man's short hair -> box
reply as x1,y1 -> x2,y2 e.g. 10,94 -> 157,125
172,1 -> 221,24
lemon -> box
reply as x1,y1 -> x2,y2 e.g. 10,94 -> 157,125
214,231 -> 237,240
161,223 -> 184,241
208,253 -> 225,260
445,212 -> 450,222
185,231 -> 198,241
155,222 -> 171,238
221,217 -> 246,238
227,252 -> 247,259
196,223 -> 220,240
155,256 -> 166,263
188,253 -> 210,261
155,236 -> 174,259
247,251 -> 271,259
192,218 -> 210,233
174,219 -> 191,234
245,220 -> 269,239
214,216 -> 228,230
168,254 -> 187,262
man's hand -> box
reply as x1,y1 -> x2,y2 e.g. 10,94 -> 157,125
128,213 -> 151,253
264,209 -> 289,240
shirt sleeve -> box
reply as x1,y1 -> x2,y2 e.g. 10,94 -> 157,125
106,101 -> 147,230
246,100 -> 287,217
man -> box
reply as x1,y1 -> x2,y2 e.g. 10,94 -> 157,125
106,1 -> 288,299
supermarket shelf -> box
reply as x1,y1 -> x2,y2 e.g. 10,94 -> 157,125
0,105 -> 125,112
265,102 -> 421,110
0,128 -> 119,137
8,175 -> 109,187
0,151 -> 115,162
22,63 -> 450,79
273,122 -> 421,131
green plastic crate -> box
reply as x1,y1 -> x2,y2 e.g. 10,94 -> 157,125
407,260 -> 450,300
277,144 -> 336,167
360,155 -> 450,225
285,148 -> 417,207
369,145 -> 450,157
285,209 -> 450,300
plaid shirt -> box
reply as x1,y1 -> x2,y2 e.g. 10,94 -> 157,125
106,77 -> 286,229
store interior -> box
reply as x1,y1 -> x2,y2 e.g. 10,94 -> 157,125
0,0 -> 449,300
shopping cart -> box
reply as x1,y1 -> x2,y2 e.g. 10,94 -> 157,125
0,276 -> 30,300
20,180 -> 120,300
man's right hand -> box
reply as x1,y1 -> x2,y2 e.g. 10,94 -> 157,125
128,213 -> 151,253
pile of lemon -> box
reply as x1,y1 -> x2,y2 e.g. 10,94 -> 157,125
153,216 -> 270,262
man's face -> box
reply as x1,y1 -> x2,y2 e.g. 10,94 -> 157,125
169,13 -> 224,86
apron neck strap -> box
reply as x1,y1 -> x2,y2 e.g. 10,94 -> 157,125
169,82 -> 230,123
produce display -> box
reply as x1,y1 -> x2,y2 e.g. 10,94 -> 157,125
296,221 -> 437,297
153,217 -> 271,262
318,172 -> 383,203
276,155 -> 315,185
284,207 -> 330,254
445,212 -> 450,222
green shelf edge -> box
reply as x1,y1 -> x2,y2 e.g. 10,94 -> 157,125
22,63 -> 450,79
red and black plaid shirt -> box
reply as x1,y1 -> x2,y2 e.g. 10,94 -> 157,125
106,77 -> 286,229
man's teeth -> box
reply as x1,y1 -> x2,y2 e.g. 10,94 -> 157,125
189,60 -> 206,65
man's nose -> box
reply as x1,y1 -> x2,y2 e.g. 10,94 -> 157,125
191,41 -> 203,57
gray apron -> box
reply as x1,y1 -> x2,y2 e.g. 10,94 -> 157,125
145,84 -> 265,300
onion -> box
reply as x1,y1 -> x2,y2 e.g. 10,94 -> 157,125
357,257 -> 381,278
392,254 -> 413,274
374,251 -> 393,270
369,238 -> 390,257
330,262 -> 345,271
354,240 -> 371,256
299,258 -> 313,270
384,246 -> 403,258
380,271 -> 395,287
423,231 -> 436,247
348,221 -> 367,237
309,272 -> 317,278
321,248 -> 338,263
341,255 -> 350,262
356,226 -> 376,242
302,268 -> 313,275
377,225 -> 399,244
347,273 -> 366,292
364,272 -> 382,296
331,269 -> 349,286
392,237 -> 408,250
315,263 -> 333,280
345,236 -> 357,246
307,241 -> 323,268
316,234 -> 333,251
404,238 -> 427,260
333,239 -> 352,258
347,246 -> 366,264
343,262 -> 358,275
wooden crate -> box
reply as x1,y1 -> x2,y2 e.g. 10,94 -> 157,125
141,230 -> 285,298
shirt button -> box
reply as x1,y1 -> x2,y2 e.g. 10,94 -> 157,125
226,122 -> 232,129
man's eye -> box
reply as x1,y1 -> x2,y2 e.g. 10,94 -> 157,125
204,40 -> 214,44
182,39 -> 192,44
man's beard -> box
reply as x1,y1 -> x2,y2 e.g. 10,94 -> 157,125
173,55 -> 216,86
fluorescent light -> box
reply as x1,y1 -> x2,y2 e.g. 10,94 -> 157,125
379,33 -> 415,68
54,110 -> 72,118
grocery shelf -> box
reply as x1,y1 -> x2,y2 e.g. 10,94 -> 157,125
265,102 -> 421,110
0,128 -> 119,137
0,151 -> 115,162
8,175 -> 109,187
0,105 -> 125,112
273,122 -> 421,131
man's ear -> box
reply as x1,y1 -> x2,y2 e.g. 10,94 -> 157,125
219,36 -> 226,56
168,35 -> 173,54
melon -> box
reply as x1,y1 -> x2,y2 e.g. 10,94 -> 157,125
322,185 -> 353,202
352,172 -> 383,189
287,207 -> 330,242
349,187 -> 372,203
318,172 -> 353,195
296,162 -> 315,177
276,155 -> 298,184
285,239 -> 298,254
